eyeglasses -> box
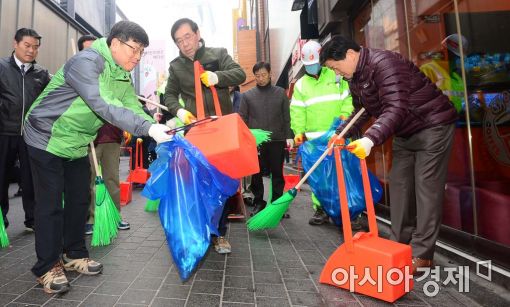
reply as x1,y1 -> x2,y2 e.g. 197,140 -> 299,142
175,33 -> 195,47
120,40 -> 144,57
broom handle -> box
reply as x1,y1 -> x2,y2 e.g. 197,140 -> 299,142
294,107 -> 365,190
136,95 -> 169,111
90,142 -> 100,176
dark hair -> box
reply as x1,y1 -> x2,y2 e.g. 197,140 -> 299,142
252,62 -> 271,74
107,21 -> 149,47
77,34 -> 97,51
14,28 -> 41,44
319,35 -> 361,65
171,18 -> 199,41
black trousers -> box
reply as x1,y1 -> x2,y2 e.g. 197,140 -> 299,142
28,145 -> 90,277
251,141 -> 286,204
389,124 -> 455,260
0,135 -> 35,227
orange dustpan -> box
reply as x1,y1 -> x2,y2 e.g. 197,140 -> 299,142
319,142 -> 413,303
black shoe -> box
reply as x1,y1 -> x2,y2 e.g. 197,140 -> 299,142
250,200 -> 267,217
243,197 -> 254,207
282,213 -> 290,219
14,188 -> 22,197
308,209 -> 329,225
351,214 -> 365,231
2,216 -> 8,229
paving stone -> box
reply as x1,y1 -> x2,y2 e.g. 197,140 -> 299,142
0,294 -> 18,306
13,288 -> 51,305
225,266 -> 252,277
187,293 -> 220,307
254,283 -> 287,298
118,289 -> 156,305
222,303 -> 254,307
129,277 -> 164,290
226,257 -> 251,267
150,297 -> 186,307
43,298 -> 82,306
0,280 -> 36,295
94,281 -> 130,295
255,296 -> 291,307
288,290 -> 325,306
200,260 -> 225,271
254,271 -> 283,284
283,278 -> 318,292
195,269 -> 224,282
224,276 -> 253,289
191,280 -> 222,295
222,287 -> 255,304
56,285 -> 94,301
156,284 -> 190,299
81,293 -> 120,307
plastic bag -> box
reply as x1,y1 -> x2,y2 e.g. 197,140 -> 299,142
297,118 -> 383,225
142,134 -> 239,280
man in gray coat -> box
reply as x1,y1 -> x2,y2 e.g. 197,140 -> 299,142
239,62 -> 294,216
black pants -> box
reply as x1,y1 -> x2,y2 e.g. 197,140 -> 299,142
0,135 -> 35,227
252,141 -> 286,205
28,145 -> 90,277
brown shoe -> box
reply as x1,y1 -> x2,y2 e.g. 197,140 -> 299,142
37,260 -> 70,294
63,255 -> 103,275
212,236 -> 231,254
412,257 -> 433,275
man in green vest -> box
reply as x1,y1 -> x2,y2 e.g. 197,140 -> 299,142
290,40 -> 353,225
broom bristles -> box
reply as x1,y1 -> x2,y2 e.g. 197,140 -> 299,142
247,188 -> 297,231
250,129 -> 272,146
145,198 -> 160,212
0,207 -> 9,248
91,178 -> 121,246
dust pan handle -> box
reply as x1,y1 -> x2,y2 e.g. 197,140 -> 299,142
360,159 -> 378,235
294,108 -> 365,190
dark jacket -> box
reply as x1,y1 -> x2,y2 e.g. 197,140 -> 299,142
163,39 -> 246,117
339,48 -> 457,145
239,84 -> 293,141
94,123 -> 122,145
0,54 -> 50,136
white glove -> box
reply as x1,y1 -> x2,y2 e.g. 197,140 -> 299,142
165,119 -> 177,129
200,71 -> 219,87
286,139 -> 294,150
148,124 -> 173,144
176,108 -> 196,125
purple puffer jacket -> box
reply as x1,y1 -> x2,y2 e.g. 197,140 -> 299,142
339,48 -> 457,145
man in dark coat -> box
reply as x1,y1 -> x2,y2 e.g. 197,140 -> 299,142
320,35 -> 458,274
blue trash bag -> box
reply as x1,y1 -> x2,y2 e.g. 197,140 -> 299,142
297,118 -> 383,226
142,134 -> 239,280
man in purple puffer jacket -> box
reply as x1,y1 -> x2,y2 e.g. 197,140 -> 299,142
320,36 -> 458,275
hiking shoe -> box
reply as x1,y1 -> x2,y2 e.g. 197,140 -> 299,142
84,224 -> 93,235
351,214 -> 365,231
37,260 -> 70,294
309,209 -> 329,225
118,220 -> 130,230
62,255 -> 103,275
212,236 -> 231,254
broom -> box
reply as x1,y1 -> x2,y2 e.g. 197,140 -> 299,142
0,208 -> 9,248
250,129 -> 271,146
90,142 -> 121,246
247,108 -> 366,231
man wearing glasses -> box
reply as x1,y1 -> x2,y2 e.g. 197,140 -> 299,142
163,18 -> 246,254
24,21 -> 172,294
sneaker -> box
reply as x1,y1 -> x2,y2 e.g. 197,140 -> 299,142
25,225 -> 35,232
308,209 -> 329,225
351,214 -> 365,231
84,224 -> 93,235
118,220 -> 130,230
62,255 -> 103,275
37,260 -> 70,294
212,236 -> 231,254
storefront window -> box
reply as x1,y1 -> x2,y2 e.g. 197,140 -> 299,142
353,0 -> 510,249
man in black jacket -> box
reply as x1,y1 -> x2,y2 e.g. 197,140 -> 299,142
239,62 -> 294,216
0,28 -> 50,230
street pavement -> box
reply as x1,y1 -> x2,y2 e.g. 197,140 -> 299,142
0,157 -> 508,306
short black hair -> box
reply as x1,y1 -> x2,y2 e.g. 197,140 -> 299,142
171,18 -> 199,41
14,28 -> 41,44
77,34 -> 97,51
107,21 -> 149,47
320,35 -> 361,65
252,62 -> 271,74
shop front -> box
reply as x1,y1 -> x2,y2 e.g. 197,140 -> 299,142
347,0 -> 510,270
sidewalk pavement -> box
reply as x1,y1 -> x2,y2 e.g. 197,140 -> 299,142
0,158 -> 508,307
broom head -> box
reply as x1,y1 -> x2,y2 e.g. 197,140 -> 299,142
91,177 -> 121,246
0,207 -> 9,248
247,188 -> 297,231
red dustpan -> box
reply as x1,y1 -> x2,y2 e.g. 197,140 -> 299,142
319,142 -> 413,303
